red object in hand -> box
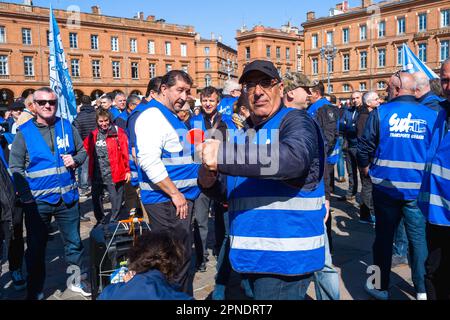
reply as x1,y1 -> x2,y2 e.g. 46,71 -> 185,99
187,129 -> 205,145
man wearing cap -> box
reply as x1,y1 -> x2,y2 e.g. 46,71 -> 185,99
198,60 -> 327,300
283,72 -> 340,300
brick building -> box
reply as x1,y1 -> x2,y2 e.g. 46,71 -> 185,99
0,1 -> 198,108
302,0 -> 450,99
195,35 -> 238,92
236,23 -> 304,77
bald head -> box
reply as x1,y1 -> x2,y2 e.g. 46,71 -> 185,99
441,59 -> 450,101
413,72 -> 431,99
388,71 -> 416,100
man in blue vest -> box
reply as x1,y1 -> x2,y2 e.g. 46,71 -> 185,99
418,59 -> 450,300
341,91 -> 363,202
198,60 -> 327,300
134,71 -> 200,295
414,71 -> 445,114
358,72 -> 446,301
190,86 -> 228,273
9,87 -> 89,300
217,79 -> 241,116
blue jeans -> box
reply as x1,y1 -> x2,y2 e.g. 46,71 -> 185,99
249,273 -> 313,300
215,211 -> 231,286
393,218 -> 408,258
337,137 -> 345,179
77,156 -> 90,191
314,229 -> 340,300
23,200 -> 86,298
372,190 -> 427,293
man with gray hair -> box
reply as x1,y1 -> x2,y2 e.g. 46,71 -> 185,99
413,71 -> 445,113
358,71 -> 446,300
217,79 -> 241,116
363,91 -> 381,112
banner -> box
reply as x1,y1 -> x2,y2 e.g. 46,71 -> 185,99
402,43 -> 439,80
49,6 -> 77,122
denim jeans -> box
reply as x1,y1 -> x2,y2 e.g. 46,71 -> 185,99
23,200 -> 86,299
313,229 -> 340,300
393,218 -> 408,258
78,156 -> 90,191
249,273 -> 313,300
337,137 -> 345,179
372,190 -> 427,293
215,211 -> 231,286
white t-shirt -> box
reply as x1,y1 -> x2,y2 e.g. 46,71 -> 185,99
135,107 -> 184,184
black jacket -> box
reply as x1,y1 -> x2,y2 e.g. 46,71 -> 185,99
73,104 -> 97,141
315,103 -> 339,157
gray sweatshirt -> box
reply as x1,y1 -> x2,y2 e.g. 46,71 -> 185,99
9,119 -> 87,203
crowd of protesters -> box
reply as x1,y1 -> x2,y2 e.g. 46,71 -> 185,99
0,58 -> 449,301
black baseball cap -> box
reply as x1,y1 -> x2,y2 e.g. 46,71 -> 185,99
8,101 -> 25,111
239,60 -> 282,84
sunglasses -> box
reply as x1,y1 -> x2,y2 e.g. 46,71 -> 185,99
35,99 -> 57,106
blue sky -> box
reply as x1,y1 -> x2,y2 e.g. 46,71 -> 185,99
5,0 -> 365,48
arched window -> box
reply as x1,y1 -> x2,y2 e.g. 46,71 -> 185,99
204,58 -> 210,70
205,74 -> 212,87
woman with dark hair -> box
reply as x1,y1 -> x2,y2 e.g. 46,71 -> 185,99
84,109 -> 130,224
98,232 -> 193,300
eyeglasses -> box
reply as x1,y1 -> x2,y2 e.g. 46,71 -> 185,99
393,70 -> 403,90
35,99 -> 57,106
244,79 -> 279,92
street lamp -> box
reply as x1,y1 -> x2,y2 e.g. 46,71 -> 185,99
320,44 -> 338,94
226,58 -> 236,80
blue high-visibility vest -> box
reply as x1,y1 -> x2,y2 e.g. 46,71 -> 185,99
227,107 -> 326,276
308,97 -> 329,118
137,101 -> 200,205
20,118 -> 79,205
369,97 -> 440,200
127,100 -> 160,187
110,107 -> 121,121
419,130 -> 450,227
217,96 -> 238,116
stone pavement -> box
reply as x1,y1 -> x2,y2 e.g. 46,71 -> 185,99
0,180 -> 416,300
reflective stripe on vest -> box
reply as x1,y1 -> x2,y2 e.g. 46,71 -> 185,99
418,132 -> 450,226
369,100 -> 439,200
138,101 -> 200,204
20,118 -> 79,204
227,107 -> 326,276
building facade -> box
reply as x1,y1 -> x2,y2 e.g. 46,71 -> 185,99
302,0 -> 450,99
0,1 -> 197,107
236,24 -> 304,77
195,37 -> 238,91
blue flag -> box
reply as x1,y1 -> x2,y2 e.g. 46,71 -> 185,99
49,6 -> 77,122
402,43 -> 439,80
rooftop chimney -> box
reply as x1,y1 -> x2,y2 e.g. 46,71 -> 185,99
211,32 -> 216,40
307,11 -> 316,21
146,15 -> 155,21
91,5 -> 101,15
362,0 -> 373,8
23,0 -> 33,6
336,3 -> 343,11
137,12 -> 144,20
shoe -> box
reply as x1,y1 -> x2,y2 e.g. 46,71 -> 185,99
11,270 -> 26,291
391,255 -> 408,268
79,190 -> 91,198
337,177 -> 346,183
197,262 -> 207,273
80,215 -> 91,222
364,283 -> 389,300
68,279 -> 92,297
416,293 -> 427,300
241,279 -> 254,299
359,215 -> 375,225
27,292 -> 44,300
212,284 -> 226,300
